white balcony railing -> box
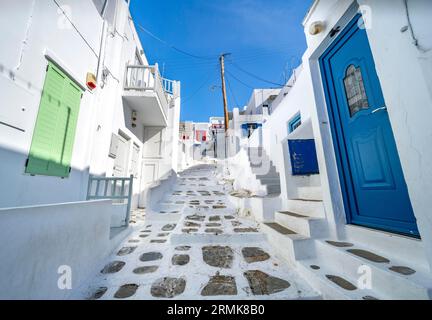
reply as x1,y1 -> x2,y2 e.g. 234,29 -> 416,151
124,64 -> 177,118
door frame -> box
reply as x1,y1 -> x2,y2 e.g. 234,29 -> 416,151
318,14 -> 417,237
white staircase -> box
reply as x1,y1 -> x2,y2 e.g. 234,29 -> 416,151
260,184 -> 432,300
247,147 -> 281,195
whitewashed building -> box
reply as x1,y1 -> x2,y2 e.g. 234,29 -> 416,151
178,121 -> 194,170
0,0 -> 180,299
0,0 -> 180,210
227,0 -> 432,299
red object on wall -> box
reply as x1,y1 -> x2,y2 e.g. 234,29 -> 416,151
196,130 -> 207,142
86,72 -> 97,90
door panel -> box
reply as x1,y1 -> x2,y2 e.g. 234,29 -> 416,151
320,15 -> 419,237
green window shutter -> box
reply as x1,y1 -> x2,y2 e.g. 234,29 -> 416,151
26,62 -> 83,178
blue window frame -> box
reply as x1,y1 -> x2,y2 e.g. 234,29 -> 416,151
288,113 -> 302,133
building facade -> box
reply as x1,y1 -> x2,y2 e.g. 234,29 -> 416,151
0,0 -> 181,210
227,0 -> 432,298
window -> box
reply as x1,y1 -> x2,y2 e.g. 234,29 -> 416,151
343,65 -> 369,117
241,123 -> 262,138
25,62 -> 82,177
288,113 -> 302,133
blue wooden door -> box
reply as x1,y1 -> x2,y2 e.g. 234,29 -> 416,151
320,15 -> 419,237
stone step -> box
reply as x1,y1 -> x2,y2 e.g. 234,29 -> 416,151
265,184 -> 281,195
261,222 -> 313,265
170,232 -> 266,244
297,186 -> 323,201
255,170 -> 279,179
284,199 -> 325,218
250,164 -> 276,175
314,239 -> 432,299
257,177 -> 281,185
275,211 -> 327,238
297,258 -> 382,300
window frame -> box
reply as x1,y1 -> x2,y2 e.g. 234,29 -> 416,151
288,113 -> 302,133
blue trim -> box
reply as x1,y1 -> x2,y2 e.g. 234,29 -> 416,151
319,14 -> 419,237
288,139 -> 320,175
288,113 -> 302,133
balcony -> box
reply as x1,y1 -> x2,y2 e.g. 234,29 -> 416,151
123,64 -> 178,126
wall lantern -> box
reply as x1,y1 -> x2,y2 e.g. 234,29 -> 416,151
309,21 -> 325,35
86,72 -> 97,90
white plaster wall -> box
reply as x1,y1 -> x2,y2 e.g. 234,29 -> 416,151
0,200 -> 112,299
0,0 -> 181,209
303,0 -> 432,266
357,0 -> 432,268
250,63 -> 319,209
0,1 -> 103,208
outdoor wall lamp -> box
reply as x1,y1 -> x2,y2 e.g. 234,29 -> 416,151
309,21 -> 326,35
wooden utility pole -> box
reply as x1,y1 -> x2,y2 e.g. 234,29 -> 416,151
219,53 -> 230,133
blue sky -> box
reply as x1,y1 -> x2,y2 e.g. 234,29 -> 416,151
130,0 -> 313,122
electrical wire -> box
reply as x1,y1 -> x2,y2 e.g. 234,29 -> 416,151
52,0 -> 99,58
225,70 -> 255,89
182,68 -> 219,103
228,60 -> 289,87
135,23 -> 218,61
225,74 -> 240,107
403,0 -> 428,53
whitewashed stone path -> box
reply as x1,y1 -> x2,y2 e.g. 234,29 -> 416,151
77,164 -> 320,300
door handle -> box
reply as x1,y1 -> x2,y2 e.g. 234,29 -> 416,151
371,106 -> 387,114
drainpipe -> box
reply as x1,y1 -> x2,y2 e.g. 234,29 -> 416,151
15,0 -> 36,71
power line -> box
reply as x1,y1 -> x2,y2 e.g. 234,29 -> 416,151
228,60 -> 291,87
135,23 -> 217,61
225,70 -> 255,89
225,74 -> 240,107
52,0 -> 99,59
183,68 -> 219,103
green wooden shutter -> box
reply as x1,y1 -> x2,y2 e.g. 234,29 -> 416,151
26,62 -> 83,178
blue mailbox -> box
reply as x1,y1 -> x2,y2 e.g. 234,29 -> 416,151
288,139 -> 319,175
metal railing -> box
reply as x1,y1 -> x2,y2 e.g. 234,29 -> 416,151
86,175 -> 134,226
124,64 -> 177,118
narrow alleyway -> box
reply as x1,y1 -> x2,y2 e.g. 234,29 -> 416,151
78,164 -> 320,300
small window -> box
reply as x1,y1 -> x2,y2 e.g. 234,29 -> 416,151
288,113 -> 302,133
343,65 -> 369,117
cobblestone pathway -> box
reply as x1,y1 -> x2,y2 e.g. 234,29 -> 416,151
78,164 -> 320,300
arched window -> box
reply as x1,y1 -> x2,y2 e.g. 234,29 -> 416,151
343,65 -> 369,116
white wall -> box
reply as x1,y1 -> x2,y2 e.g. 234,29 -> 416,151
228,0 -> 432,270
0,0 -> 103,208
0,200 -> 112,299
0,0 -> 181,210
357,0 -> 432,267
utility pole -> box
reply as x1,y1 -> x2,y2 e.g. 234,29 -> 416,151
219,53 -> 230,133
219,53 -> 231,159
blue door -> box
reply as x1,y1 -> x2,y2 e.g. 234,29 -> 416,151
320,15 -> 419,237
